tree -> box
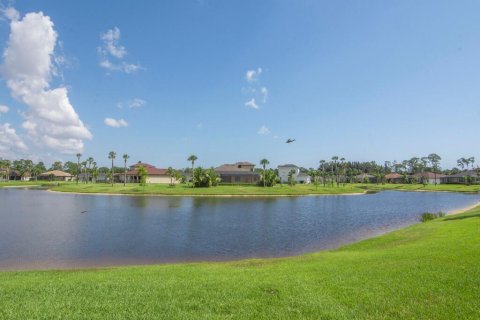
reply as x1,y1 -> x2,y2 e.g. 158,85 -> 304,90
108,151 -> 116,186
76,153 -> 82,184
137,165 -> 148,188
331,156 -> 338,187
166,167 -> 179,186
192,167 -> 220,187
32,162 -> 46,181
92,162 -> 98,183
260,158 -> 270,187
187,155 -> 198,187
259,169 -> 278,187
428,153 -> 442,186
50,161 -> 63,171
319,160 -> 327,187
308,168 -> 319,189
457,157 -> 467,170
122,154 -> 130,186
63,161 -> 77,175
288,169 -> 296,186
86,157 -> 94,183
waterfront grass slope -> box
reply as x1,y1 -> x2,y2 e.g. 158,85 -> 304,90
0,206 -> 479,319
46,182 -> 480,195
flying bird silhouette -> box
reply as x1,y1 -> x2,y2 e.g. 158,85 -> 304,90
286,139 -> 296,144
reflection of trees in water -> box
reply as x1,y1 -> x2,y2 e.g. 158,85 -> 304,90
132,196 -> 185,209
192,196 -> 279,209
133,196 -> 148,208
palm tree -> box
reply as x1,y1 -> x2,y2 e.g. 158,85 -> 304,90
86,157 -> 94,183
76,153 -> 82,184
319,160 -> 326,187
340,157 -> 346,186
92,162 -> 98,183
331,156 -> 339,187
122,154 -> 130,186
428,153 -> 441,186
108,151 -> 117,186
260,158 -> 270,187
187,155 -> 198,188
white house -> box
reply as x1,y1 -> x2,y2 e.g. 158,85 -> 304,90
278,164 -> 311,184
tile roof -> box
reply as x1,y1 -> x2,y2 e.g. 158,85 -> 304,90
39,170 -> 73,177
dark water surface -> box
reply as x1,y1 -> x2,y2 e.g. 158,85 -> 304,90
0,188 -> 478,270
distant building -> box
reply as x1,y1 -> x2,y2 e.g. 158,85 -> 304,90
7,170 -> 31,181
117,162 -> 174,184
277,164 -> 311,184
355,173 -> 377,183
412,172 -> 445,185
385,173 -> 405,184
38,170 -> 74,181
440,170 -> 479,184
215,162 -> 260,184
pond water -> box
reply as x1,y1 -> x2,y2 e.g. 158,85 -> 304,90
0,188 -> 478,270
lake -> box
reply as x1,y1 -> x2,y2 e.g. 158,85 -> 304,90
0,188 -> 478,270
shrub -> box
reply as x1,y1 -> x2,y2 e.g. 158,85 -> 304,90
420,211 -> 446,222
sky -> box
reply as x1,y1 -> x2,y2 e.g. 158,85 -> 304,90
0,0 -> 479,169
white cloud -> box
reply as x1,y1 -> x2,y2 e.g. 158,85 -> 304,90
245,67 -> 262,82
104,117 -> 128,128
1,7 -> 19,21
0,105 -> 9,113
100,27 -> 126,59
0,123 -> 28,158
98,27 -> 141,74
1,11 -> 92,154
260,87 -> 268,103
100,59 -> 141,74
258,125 -> 270,135
245,98 -> 259,109
117,98 -> 146,109
127,98 -> 145,108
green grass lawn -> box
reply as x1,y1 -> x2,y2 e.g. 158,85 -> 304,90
49,182 -> 480,196
357,183 -> 480,193
50,182 -> 366,195
1,206 -> 479,319
0,181 -> 57,187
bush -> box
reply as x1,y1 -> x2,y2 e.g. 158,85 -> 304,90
420,211 -> 446,222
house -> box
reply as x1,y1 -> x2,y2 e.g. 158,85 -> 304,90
215,162 -> 260,184
117,162 -> 175,184
440,170 -> 479,184
7,170 -> 31,181
78,172 -> 108,183
385,173 -> 405,184
412,172 -> 445,185
355,173 -> 376,183
278,164 -> 311,184
38,170 -> 74,181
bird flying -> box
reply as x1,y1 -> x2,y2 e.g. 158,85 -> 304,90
286,139 -> 296,143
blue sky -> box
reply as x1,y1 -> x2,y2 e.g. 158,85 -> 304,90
0,1 -> 479,169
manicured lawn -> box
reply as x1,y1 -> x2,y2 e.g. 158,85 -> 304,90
49,182 -> 480,196
0,206 -> 479,319
51,182 -> 366,195
0,181 -> 57,187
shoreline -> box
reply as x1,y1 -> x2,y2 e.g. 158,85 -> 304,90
46,188 -> 368,197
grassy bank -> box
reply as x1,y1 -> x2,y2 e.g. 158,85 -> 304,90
357,183 -> 480,193
49,182 -> 480,196
50,182 -> 366,196
1,206 -> 479,319
0,181 -> 56,188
